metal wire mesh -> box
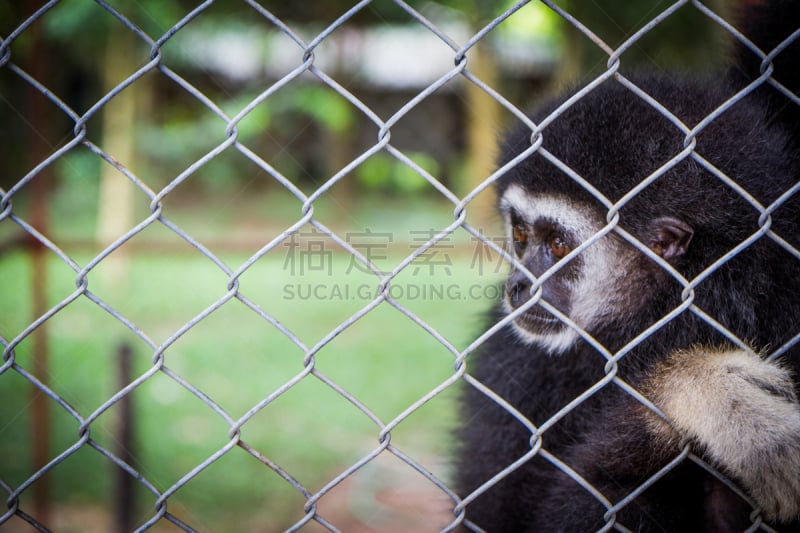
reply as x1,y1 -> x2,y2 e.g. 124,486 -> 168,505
1,1 -> 798,532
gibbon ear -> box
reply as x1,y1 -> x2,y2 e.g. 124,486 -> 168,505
648,216 -> 693,261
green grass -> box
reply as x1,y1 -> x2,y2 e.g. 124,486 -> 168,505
0,214 -> 505,531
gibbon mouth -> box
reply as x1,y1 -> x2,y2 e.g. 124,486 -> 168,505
513,307 -> 566,334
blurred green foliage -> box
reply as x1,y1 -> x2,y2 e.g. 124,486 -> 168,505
356,152 -> 440,195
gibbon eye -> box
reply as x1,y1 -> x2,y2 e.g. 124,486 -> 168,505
512,223 -> 528,254
549,235 -> 571,259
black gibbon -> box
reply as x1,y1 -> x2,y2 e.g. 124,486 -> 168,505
456,1 -> 800,531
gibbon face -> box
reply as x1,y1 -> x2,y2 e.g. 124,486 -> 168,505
499,184 -> 693,354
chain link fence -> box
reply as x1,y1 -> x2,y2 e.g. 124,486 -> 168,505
1,1 -> 798,532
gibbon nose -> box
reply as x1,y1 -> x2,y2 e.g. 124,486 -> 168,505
506,270 -> 532,308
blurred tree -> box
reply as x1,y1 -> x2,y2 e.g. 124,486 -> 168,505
42,0 -> 185,284
452,0 -> 559,226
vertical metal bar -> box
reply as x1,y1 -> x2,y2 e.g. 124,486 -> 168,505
25,0 -> 52,521
115,343 -> 135,533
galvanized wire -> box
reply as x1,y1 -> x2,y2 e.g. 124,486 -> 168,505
0,1 -> 798,532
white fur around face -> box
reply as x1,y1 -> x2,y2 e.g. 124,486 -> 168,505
499,185 -> 628,354
500,185 -> 599,241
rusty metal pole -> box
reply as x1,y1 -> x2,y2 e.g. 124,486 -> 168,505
115,343 -> 136,532
25,6 -> 53,523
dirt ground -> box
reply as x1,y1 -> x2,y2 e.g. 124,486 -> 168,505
3,455 -> 457,533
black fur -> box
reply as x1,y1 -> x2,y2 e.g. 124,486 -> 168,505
456,2 -> 800,532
